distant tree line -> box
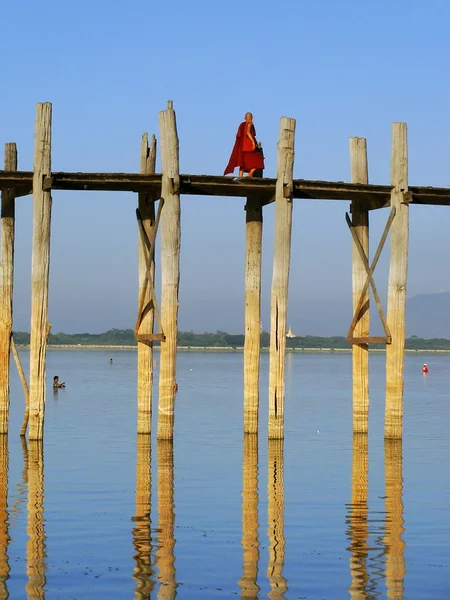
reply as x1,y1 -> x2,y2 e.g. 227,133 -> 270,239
10,328 -> 450,350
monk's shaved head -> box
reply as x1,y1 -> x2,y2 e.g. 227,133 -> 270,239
245,112 -> 253,121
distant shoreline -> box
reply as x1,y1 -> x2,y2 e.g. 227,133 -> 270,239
15,345 -> 450,354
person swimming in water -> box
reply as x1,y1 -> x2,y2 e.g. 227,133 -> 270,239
53,375 -> 65,389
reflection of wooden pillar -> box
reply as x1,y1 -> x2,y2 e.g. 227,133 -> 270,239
267,440 -> 287,599
156,440 -> 176,599
349,138 -> 370,433
385,123 -> 409,439
346,433 -> 369,598
0,436 -> 10,598
0,143 -> 17,434
268,117 -> 296,439
238,434 -> 260,599
157,102 -> 181,441
137,134 -> 157,434
26,441 -> 46,599
384,439 -> 405,599
244,197 -> 263,434
132,435 -> 155,598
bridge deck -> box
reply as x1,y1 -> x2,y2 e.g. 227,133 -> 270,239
1,171 -> 450,208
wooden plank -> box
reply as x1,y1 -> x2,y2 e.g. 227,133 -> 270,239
349,137 -> 370,434
137,133 -> 157,434
0,143 -> 17,433
29,103 -> 52,441
268,116 -> 295,440
243,196 -> 263,434
136,333 -> 166,342
10,337 -> 31,436
385,123 -> 409,439
157,102 -> 181,440
348,336 -> 391,345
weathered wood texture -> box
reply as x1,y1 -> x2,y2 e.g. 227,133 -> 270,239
385,124 -> 408,439
157,103 -> 181,440
238,434 -> 260,597
26,441 -> 46,599
384,440 -> 405,598
350,138 -> 370,433
0,143 -> 17,434
244,196 -> 263,433
156,440 -> 177,599
137,133 -> 157,434
133,435 -> 155,597
268,117 -> 296,439
0,436 -> 9,598
29,103 -> 52,441
10,337 -> 31,436
347,434 -> 369,598
267,440 -> 287,598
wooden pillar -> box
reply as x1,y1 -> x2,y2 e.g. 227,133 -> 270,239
137,133 -> 157,434
238,434 -> 260,598
384,439 -> 405,598
0,436 -> 9,598
244,196 -> 263,434
132,435 -> 155,596
157,101 -> 180,440
267,439 -> 287,598
349,138 -> 370,433
26,441 -> 46,599
385,123 -> 408,439
268,117 -> 296,439
0,143 -> 17,434
156,440 -> 176,598
347,434 -> 369,598
29,103 -> 52,441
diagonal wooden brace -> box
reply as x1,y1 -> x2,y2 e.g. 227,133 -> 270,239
135,198 -> 165,342
346,206 -> 396,343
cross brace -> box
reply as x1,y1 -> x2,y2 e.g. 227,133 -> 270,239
346,206 -> 396,345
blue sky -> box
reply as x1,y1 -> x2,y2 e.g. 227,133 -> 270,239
2,0 -> 450,333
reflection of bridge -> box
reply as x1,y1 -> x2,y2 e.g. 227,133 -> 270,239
2,102 -> 448,439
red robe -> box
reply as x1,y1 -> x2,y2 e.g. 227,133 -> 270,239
224,121 -> 265,175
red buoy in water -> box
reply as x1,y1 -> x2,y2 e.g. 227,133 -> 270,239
422,364 -> 428,374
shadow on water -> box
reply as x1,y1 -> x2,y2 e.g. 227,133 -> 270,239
132,435 -> 155,599
0,436 -> 10,600
346,435 -> 405,599
238,434 -> 260,599
155,440 -> 177,599
26,440 -> 47,600
267,440 -> 287,599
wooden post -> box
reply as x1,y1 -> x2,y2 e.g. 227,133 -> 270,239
132,435 -> 155,596
29,103 -> 52,441
137,133 -> 157,434
0,436 -> 9,598
349,138 -> 370,433
385,123 -> 408,439
244,196 -> 263,434
268,117 -> 296,439
384,439 -> 405,597
156,440 -> 177,598
238,434 -> 260,598
26,441 -> 46,599
347,434 -> 369,598
157,102 -> 180,440
267,439 -> 287,597
0,143 -> 17,434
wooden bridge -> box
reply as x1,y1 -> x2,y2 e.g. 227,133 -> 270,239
1,101 -> 449,440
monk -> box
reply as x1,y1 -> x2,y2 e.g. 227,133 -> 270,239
224,112 -> 265,177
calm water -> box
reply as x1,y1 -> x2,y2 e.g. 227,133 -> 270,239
0,349 -> 449,599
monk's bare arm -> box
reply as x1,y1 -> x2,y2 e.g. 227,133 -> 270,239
246,124 -> 256,150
